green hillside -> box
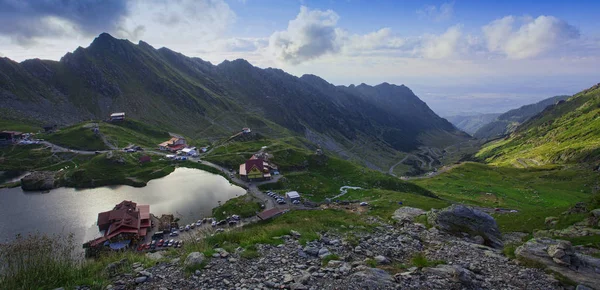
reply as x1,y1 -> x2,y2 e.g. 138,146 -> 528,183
477,84 -> 600,167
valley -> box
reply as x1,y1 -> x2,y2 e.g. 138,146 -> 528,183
0,35 -> 599,290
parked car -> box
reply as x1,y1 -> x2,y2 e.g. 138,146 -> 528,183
190,223 -> 195,229
217,220 -> 227,226
228,220 -> 237,226
178,241 -> 183,248
157,239 -> 164,247
211,221 -> 217,227
168,239 -> 174,247
179,226 -> 184,231
196,220 -> 202,226
359,202 -> 369,206
184,225 -> 190,231
231,215 -> 240,220
137,244 -> 145,251
292,200 -> 300,205
170,231 -> 179,237
216,228 -> 225,233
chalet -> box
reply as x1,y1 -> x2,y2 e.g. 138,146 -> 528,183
242,127 -> 251,134
0,131 -> 23,145
285,191 -> 301,201
109,112 -> 125,122
181,147 -> 198,156
239,156 -> 273,181
87,200 -> 151,248
158,137 -> 187,152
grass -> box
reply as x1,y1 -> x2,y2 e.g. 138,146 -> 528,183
410,252 -> 446,268
340,188 -> 449,220
321,254 -> 340,266
183,209 -> 373,256
42,122 -> 110,151
0,118 -> 43,133
97,119 -> 171,149
259,153 -> 435,202
476,87 -> 600,167
212,195 -> 261,221
414,162 -> 599,232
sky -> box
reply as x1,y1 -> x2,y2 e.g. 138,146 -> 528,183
1,0 -> 599,116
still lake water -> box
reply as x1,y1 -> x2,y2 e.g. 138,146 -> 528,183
0,168 -> 246,244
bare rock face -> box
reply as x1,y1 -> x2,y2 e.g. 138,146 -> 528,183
516,238 -> 600,287
20,171 -> 59,191
427,205 -> 503,249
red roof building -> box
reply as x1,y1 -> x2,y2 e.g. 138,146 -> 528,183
239,156 -> 272,181
89,201 -> 151,247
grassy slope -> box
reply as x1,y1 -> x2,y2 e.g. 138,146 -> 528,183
0,118 -> 43,132
212,195 -> 262,221
42,123 -> 109,151
98,119 -> 171,149
414,162 -> 598,232
477,85 -> 600,167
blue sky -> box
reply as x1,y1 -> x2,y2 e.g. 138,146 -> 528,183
1,0 -> 599,115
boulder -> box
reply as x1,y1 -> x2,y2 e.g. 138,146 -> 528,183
427,205 -> 503,249
184,252 -> 205,268
318,247 -> 331,259
424,264 -> 475,284
20,171 -> 58,191
590,209 -> 600,218
303,245 -> 320,256
516,238 -> 600,287
348,268 -> 394,289
392,207 -> 426,222
374,255 -> 390,265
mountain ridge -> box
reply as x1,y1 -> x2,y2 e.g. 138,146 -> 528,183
0,32 -> 468,170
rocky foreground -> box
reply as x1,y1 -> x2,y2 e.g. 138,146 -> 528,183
96,205 -> 598,290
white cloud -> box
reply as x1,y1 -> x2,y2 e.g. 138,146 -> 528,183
482,15 -> 580,59
267,6 -> 341,64
417,2 -> 454,22
421,25 -> 463,59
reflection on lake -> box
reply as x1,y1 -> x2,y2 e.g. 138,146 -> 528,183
0,168 -> 245,245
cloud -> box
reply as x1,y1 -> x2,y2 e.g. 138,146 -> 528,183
482,15 -> 580,59
421,25 -> 463,59
0,0 -> 129,44
417,2 -> 454,22
267,6 -> 341,64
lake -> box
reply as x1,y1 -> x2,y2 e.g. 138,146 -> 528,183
0,167 -> 246,245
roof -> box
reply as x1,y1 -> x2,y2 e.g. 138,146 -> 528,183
138,204 -> 150,220
239,163 -> 247,175
159,137 -> 179,147
245,158 -> 265,173
181,148 -> 194,153
257,208 -> 286,220
110,112 -> 125,117
286,191 -> 300,199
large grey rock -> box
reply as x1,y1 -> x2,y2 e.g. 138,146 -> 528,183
318,247 -> 331,259
145,251 -> 165,261
348,268 -> 394,289
392,207 -> 426,222
427,205 -> 503,249
591,208 -> 600,218
184,252 -> 205,268
303,245 -> 319,256
516,238 -> 600,287
424,264 -> 475,284
374,255 -> 390,265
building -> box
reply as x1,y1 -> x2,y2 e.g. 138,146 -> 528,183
242,127 -> 251,134
0,131 -> 23,145
158,137 -> 187,152
239,156 -> 272,181
257,208 -> 287,221
109,112 -> 125,122
285,191 -> 301,201
88,201 -> 151,248
181,147 -> 197,156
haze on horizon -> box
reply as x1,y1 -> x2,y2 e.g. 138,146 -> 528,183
1,0 -> 599,116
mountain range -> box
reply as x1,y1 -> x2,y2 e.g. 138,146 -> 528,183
0,33 -> 468,170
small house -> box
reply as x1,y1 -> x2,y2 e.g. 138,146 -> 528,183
200,147 -> 208,153
181,147 -> 197,156
238,156 -> 272,181
109,112 -> 125,122
242,127 -> 251,134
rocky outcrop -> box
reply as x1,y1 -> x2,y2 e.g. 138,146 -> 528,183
20,171 -> 60,191
515,238 -> 600,288
392,207 -> 426,222
427,205 -> 503,249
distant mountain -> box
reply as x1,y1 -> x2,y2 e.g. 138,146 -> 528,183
0,33 -> 468,170
445,113 -> 501,135
477,83 -> 600,166
473,95 -> 570,139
